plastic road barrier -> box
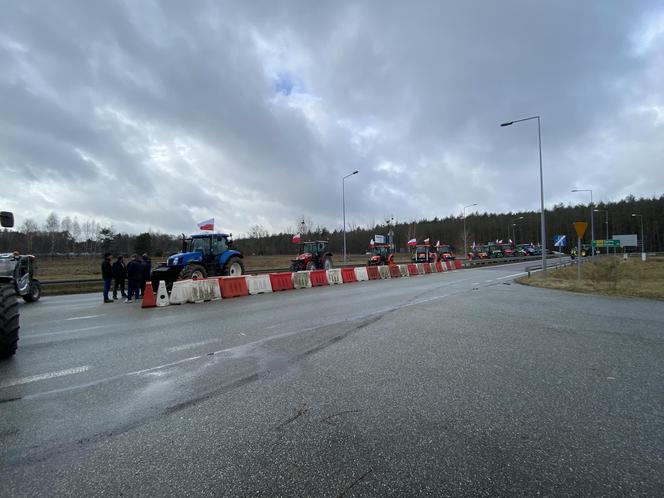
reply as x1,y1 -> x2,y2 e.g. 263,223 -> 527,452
422,263 -> 432,274
429,262 -> 438,273
398,264 -> 410,277
326,268 -> 343,285
407,264 -> 419,276
190,278 -> 221,302
389,265 -> 402,278
142,281 -> 157,308
377,266 -> 391,279
293,271 -> 312,289
220,276 -> 249,298
445,261 -> 453,271
435,261 -> 444,272
367,266 -> 381,280
354,267 -> 369,281
455,259 -> 463,269
246,274 -> 273,295
269,272 -> 294,291
170,279 -> 193,304
309,269 -> 329,287
416,263 -> 425,275
156,281 -> 170,307
341,267 -> 357,283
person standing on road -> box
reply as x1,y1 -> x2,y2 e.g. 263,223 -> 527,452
112,255 -> 127,300
125,254 -> 142,302
101,253 -> 114,303
140,253 -> 152,297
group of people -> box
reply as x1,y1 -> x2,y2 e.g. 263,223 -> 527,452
101,253 -> 152,303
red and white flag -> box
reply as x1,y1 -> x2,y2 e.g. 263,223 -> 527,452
436,240 -> 440,247
369,239 -> 375,247
407,238 -> 417,247
424,238 -> 430,244
508,239 -> 513,244
197,218 -> 214,231
472,241 -> 476,248
292,234 -> 301,243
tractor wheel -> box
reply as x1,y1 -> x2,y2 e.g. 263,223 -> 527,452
223,257 -> 245,277
0,284 -> 19,359
180,264 -> 208,280
323,257 -> 333,270
305,261 -> 316,271
23,281 -> 41,303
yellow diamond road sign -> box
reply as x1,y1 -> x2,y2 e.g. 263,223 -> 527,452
573,222 -> 588,237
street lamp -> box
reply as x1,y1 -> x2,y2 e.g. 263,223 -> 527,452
342,170 -> 359,263
511,216 -> 524,245
500,116 -> 547,275
632,213 -> 645,259
593,209 -> 609,254
463,203 -> 478,258
572,188 -> 594,256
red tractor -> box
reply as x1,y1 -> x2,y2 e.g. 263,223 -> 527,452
290,240 -> 333,271
500,243 -> 516,257
367,243 -> 395,266
435,243 -> 455,261
412,244 -> 437,263
467,245 -> 490,260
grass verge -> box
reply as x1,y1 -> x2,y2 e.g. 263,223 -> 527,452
516,256 -> 664,301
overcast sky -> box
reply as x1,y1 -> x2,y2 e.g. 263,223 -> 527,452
1,1 -> 663,236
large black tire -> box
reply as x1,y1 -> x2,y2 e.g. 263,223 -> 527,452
179,264 -> 208,280
323,257 -> 333,270
0,284 -> 19,359
223,257 -> 245,276
23,280 -> 41,303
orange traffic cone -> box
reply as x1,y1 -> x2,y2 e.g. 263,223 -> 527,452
142,281 -> 157,308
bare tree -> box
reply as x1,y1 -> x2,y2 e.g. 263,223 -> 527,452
44,211 -> 60,257
61,216 -> 73,253
72,217 -> 81,252
20,218 -> 39,253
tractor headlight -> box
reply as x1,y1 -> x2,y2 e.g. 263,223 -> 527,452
172,257 -> 179,265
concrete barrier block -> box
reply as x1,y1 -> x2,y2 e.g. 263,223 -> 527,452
246,274 -> 273,295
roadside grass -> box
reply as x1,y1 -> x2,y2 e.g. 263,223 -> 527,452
517,256 -> 664,301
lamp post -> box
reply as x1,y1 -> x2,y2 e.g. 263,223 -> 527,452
463,203 -> 478,259
511,216 -> 524,245
632,213 -> 645,260
500,116 -> 546,275
593,209 -> 609,254
342,170 -> 359,263
572,188 -> 594,256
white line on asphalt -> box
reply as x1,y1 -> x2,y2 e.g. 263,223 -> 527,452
484,280 -> 494,283
497,272 -> 527,280
0,365 -> 90,389
24,325 -> 112,339
165,339 -> 221,353
472,283 -> 480,285
65,314 -> 105,321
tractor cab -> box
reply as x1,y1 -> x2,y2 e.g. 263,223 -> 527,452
485,243 -> 503,258
468,245 -> 489,260
412,244 -> 436,263
290,240 -> 333,271
0,253 -> 41,302
367,243 -> 394,266
436,244 -> 455,261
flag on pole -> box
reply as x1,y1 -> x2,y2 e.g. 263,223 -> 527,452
424,238 -> 430,244
508,239 -> 513,244
292,234 -> 301,243
472,241 -> 476,248
369,239 -> 375,247
407,238 -> 417,247
436,240 -> 440,248
197,218 -> 214,231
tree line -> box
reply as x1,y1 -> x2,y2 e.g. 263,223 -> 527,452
1,194 -> 661,258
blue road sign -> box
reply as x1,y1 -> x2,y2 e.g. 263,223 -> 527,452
553,234 -> 567,247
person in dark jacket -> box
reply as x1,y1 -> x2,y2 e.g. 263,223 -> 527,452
101,253 -> 114,303
140,253 -> 152,297
125,254 -> 142,302
112,255 -> 127,300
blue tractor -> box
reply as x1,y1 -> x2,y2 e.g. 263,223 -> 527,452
151,232 -> 245,290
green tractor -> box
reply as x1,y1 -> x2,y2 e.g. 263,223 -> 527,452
0,211 -> 20,359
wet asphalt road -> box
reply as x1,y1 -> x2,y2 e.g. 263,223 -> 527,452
2,261 -> 664,497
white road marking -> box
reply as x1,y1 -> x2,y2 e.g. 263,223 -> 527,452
472,283 -> 480,285
65,314 -> 104,321
497,272 -> 527,280
165,339 -> 220,353
0,365 -> 90,389
25,325 -> 111,339
484,280 -> 494,283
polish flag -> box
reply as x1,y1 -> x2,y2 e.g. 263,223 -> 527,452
424,238 -> 430,244
472,241 -> 476,248
508,239 -> 513,244
407,238 -> 417,247
436,240 -> 441,248
197,218 -> 214,231
292,234 -> 301,243
369,239 -> 375,247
